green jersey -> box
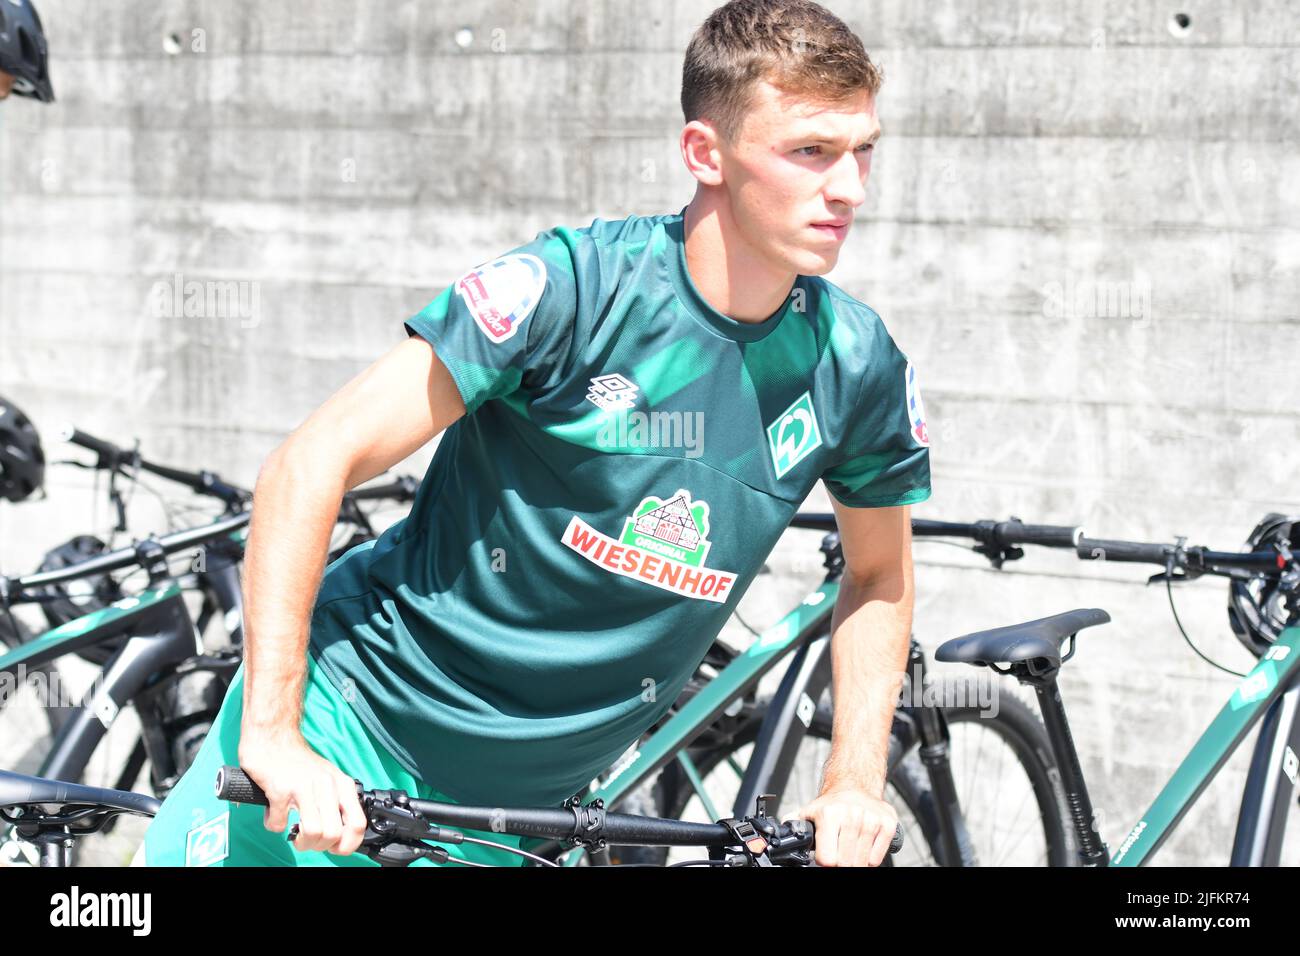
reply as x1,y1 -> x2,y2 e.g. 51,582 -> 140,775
308,205 -> 932,808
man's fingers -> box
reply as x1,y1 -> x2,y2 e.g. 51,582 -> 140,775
814,806 -> 841,867
294,784 -> 333,853
337,777 -> 368,856
837,805 -> 865,868
806,800 -> 902,866
867,819 -> 894,867
263,790 -> 290,834
311,779 -> 344,853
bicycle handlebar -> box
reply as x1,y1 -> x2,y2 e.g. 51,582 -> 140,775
215,765 -> 903,866
64,424 -> 419,514
1076,537 -> 1287,574
61,426 -> 124,463
792,511 -> 1291,580
1075,537 -> 1172,563
790,512 -> 1080,570
789,512 -> 1080,548
62,424 -> 252,508
916,518 -> 1081,549
0,511 -> 252,599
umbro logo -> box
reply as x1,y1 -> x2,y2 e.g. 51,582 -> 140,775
586,373 -> 639,411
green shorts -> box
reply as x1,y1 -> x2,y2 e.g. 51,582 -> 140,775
142,652 -> 543,867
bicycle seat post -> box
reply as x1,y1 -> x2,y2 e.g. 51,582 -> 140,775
1019,652 -> 1110,867
19,825 -> 74,867
937,608 -> 1113,866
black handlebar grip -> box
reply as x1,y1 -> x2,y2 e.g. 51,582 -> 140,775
1076,538 -> 1172,564
141,459 -> 206,490
795,819 -> 903,858
999,522 -> 1080,548
215,765 -> 269,806
61,425 -> 125,464
204,474 -> 253,503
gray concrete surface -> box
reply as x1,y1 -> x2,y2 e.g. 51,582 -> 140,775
1,1 -> 1298,866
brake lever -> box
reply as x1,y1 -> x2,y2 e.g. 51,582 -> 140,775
285,783 -> 458,866
1149,537 -> 1202,584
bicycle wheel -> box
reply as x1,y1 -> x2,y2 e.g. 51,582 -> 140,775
619,713 -> 938,866
905,686 -> 1075,866
640,677 -> 1072,866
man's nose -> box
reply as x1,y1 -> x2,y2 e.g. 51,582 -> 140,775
824,152 -> 868,211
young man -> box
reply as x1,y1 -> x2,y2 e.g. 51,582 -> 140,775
0,0 -> 54,102
141,0 -> 931,868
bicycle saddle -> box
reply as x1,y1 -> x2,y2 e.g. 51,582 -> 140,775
935,608 -> 1111,668
0,769 -> 160,815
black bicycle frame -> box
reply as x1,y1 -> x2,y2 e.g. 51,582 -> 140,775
1230,679 -> 1300,865
0,585 -> 203,784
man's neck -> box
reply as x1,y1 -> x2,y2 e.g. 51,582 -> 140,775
681,199 -> 798,324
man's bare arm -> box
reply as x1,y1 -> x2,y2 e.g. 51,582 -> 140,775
236,335 -> 464,855
792,501 -> 914,866
820,502 -> 913,796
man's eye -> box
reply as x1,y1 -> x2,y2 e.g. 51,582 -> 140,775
796,144 -> 874,157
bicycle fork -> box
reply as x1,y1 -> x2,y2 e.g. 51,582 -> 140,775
905,640 -> 979,866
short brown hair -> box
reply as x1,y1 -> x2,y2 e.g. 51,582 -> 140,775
681,0 -> 883,146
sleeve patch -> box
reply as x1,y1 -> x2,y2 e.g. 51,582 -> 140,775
905,361 -> 930,447
455,253 -> 548,343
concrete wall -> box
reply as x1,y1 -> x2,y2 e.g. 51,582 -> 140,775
1,1 -> 1297,865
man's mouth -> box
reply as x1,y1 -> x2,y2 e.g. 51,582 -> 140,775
810,220 -> 850,241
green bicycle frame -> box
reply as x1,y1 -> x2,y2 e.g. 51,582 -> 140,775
1110,623 -> 1300,866
558,579 -> 841,865
0,585 -> 183,675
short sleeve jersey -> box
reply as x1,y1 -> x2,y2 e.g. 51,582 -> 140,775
308,206 -> 932,808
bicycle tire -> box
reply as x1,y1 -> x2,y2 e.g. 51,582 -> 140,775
631,678 -> 1073,867
910,688 -> 1075,866
605,708 -> 946,866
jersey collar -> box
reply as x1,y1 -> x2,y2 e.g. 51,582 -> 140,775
663,207 -> 797,344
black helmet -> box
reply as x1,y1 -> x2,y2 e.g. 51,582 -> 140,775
1227,513 -> 1300,658
34,535 -> 126,662
0,395 -> 45,502
0,0 -> 54,103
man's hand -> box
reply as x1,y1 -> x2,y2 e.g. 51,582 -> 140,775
792,788 -> 899,867
237,734 -> 369,857
235,336 -> 462,860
